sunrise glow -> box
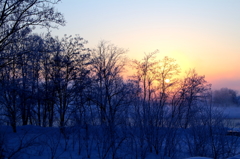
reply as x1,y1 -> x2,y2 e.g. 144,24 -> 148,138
48,0 -> 240,91
2,1 -> 240,159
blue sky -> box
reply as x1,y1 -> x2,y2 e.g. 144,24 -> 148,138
45,0 -> 240,91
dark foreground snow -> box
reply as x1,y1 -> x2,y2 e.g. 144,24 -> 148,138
1,125 -> 240,159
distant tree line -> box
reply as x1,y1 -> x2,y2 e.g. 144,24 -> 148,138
213,88 -> 240,107
0,1 -> 240,159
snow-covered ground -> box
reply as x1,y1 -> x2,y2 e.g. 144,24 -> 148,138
218,106 -> 240,129
1,125 -> 240,159
185,157 -> 213,159
227,155 -> 240,159
186,157 -> 240,159
223,106 -> 240,119
1,106 -> 240,159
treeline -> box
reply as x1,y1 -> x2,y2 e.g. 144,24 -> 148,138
0,32 -> 211,131
0,33 -> 239,158
213,88 -> 240,107
1,1 -> 240,158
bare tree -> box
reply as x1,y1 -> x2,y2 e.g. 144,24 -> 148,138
130,54 -> 181,157
0,38 -> 22,132
0,0 -> 65,54
90,41 -> 127,125
89,41 -> 130,158
46,35 -> 90,128
177,69 -> 211,128
0,0 -> 65,128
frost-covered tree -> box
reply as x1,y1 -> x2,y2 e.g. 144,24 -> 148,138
172,69 -> 211,128
0,33 -> 45,130
89,41 -> 127,125
88,41 -> 131,158
49,35 -> 91,128
213,87 -> 238,106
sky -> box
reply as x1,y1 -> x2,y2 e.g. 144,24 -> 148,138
45,0 -> 240,91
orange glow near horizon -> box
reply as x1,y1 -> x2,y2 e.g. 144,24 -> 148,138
123,50 -> 240,91
51,1 -> 240,91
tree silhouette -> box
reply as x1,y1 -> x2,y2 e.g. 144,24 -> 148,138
0,0 -> 65,68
